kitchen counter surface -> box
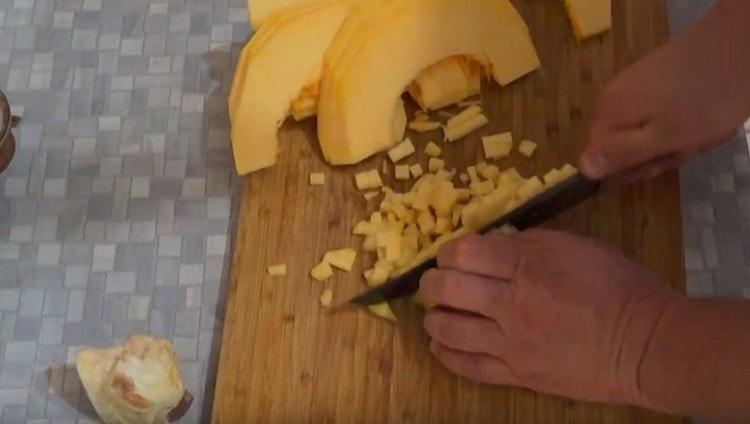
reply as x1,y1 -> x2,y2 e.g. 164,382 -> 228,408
0,0 -> 247,421
0,0 -> 747,422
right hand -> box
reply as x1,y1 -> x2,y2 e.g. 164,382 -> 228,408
580,1 -> 750,181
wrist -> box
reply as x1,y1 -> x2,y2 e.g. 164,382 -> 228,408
614,292 -> 682,408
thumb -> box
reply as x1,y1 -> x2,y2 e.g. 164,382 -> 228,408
579,120 -> 672,179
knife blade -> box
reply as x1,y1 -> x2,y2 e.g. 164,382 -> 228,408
348,172 -> 601,307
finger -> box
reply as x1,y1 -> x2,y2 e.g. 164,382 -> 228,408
430,340 -> 517,386
418,269 -> 511,319
437,233 -> 520,280
617,152 -> 689,184
424,309 -> 506,356
580,121 -> 671,179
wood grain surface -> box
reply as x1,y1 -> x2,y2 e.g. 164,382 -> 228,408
212,0 -> 687,422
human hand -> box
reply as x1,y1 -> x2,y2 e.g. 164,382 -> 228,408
418,229 -> 680,406
580,1 -> 750,181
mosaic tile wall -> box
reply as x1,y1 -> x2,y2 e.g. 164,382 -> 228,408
0,0 -> 247,421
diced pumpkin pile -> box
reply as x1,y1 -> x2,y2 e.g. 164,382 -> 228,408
267,101 -> 580,320
346,150 -> 578,319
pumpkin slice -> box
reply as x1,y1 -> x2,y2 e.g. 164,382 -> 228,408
318,0 -> 540,165
229,0 -> 357,174
230,0 -> 336,120
249,0 -> 314,29
246,1 -> 517,129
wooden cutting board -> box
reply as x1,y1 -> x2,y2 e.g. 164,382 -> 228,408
212,0 -> 686,422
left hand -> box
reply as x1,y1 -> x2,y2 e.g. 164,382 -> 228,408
417,229 -> 680,406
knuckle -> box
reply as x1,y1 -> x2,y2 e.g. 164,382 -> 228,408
446,235 -> 482,266
421,269 -> 456,302
419,268 -> 440,288
433,271 -> 457,300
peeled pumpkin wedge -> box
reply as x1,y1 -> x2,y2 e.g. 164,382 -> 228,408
228,0 -> 357,175
317,0 -> 541,165
249,0 -> 312,29
248,0 -> 488,122
230,0 -> 346,122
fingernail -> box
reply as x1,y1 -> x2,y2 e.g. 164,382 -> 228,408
580,151 -> 609,179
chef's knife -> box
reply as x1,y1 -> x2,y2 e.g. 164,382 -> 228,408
348,172 -> 601,307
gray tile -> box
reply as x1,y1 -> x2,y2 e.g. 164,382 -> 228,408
82,287 -> 103,322
98,31 -> 121,50
113,319 -> 148,338
83,220 -> 106,243
44,392 -> 79,418
31,266 -> 63,290
127,295 -> 150,321
61,244 -> 92,266
0,362 -> 34,387
207,196 -> 231,219
65,290 -> 85,322
112,242 -> 139,272
4,341 -> 37,362
185,286 -> 202,308
61,321 -> 96,345
0,313 -> 17,341
169,14 -> 190,32
152,286 -> 184,310
12,317 -> 41,341
204,257 -> 225,281
0,289 -> 21,312
101,293 -> 129,323
0,244 -> 20,260
36,243 -> 61,266
2,404 -> 29,422
174,308 -> 199,337
42,289 -> 67,317
200,304 -> 217,331
127,199 -> 158,222
104,222 -> 130,243
33,216 -> 58,242
130,221 -> 156,242
143,32 -> 166,55
38,317 -> 64,345
148,308 -> 174,337
92,244 -> 116,272
105,272 -> 136,294
181,235 -> 204,263
179,263 -> 203,286
198,330 -> 214,360
98,50 -> 119,75
71,29 -> 98,50
158,235 -> 181,257
186,34 -> 209,53
172,336 -> 197,361
206,235 -> 227,256
0,389 -> 29,406
18,289 -> 44,317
